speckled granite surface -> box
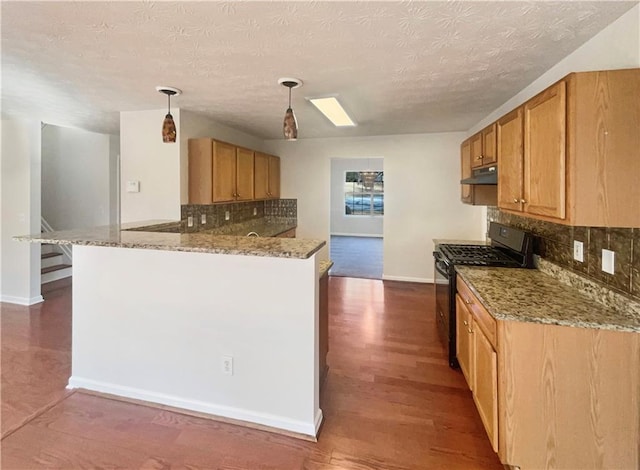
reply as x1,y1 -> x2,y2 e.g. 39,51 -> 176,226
456,266 -> 640,333
433,238 -> 489,246
15,224 -> 324,259
319,260 -> 333,277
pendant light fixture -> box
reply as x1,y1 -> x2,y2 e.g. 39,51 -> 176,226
156,86 -> 182,143
278,78 -> 303,140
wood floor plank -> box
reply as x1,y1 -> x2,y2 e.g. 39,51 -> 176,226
0,276 -> 502,469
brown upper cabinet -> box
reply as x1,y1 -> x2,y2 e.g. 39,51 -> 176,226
188,138 -> 256,204
461,138 -> 497,206
254,152 -> 281,199
495,68 -> 639,227
470,123 -> 497,169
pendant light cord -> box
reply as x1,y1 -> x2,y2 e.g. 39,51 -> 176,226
288,86 -> 292,109
167,93 -> 171,114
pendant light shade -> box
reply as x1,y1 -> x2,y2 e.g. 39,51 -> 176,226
156,86 -> 182,143
278,78 -> 302,141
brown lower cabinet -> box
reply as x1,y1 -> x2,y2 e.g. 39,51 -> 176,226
456,275 -> 640,469
276,228 -> 296,238
319,271 -> 329,389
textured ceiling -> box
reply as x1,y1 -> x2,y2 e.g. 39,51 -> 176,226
1,1 -> 637,139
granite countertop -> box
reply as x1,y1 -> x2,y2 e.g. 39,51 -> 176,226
433,238 -> 489,246
319,260 -> 333,277
456,266 -> 640,333
15,222 -> 324,260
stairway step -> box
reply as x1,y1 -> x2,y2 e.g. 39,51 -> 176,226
41,264 -> 72,274
42,252 -> 64,269
41,264 -> 72,284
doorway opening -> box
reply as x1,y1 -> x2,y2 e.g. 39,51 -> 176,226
329,157 -> 383,279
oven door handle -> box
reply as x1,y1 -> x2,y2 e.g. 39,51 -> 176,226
433,251 -> 451,277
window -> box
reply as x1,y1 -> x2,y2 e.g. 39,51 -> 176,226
344,171 -> 384,216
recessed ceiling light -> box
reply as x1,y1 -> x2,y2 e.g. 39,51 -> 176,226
308,97 -> 356,127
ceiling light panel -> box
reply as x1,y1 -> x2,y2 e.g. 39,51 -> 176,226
308,97 -> 356,127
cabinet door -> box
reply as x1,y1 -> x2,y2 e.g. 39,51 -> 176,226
456,295 -> 474,390
523,80 -> 566,219
497,107 -> 524,212
212,141 -> 237,202
474,327 -> 498,453
481,123 -> 497,165
268,156 -> 281,198
461,140 -> 472,203
470,132 -> 484,168
254,152 -> 269,199
188,138 -> 213,204
235,147 -> 255,201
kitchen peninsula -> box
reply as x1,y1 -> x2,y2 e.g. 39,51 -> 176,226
16,220 -> 327,439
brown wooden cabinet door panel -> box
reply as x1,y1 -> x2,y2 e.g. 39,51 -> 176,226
455,295 -> 474,391
481,123 -> 497,165
212,140 -> 237,202
188,138 -> 213,204
236,147 -> 255,201
524,80 -> 566,219
461,140 -> 472,203
268,156 -> 281,198
473,327 -> 498,453
254,152 -> 269,200
497,107 -> 524,212
470,132 -> 484,168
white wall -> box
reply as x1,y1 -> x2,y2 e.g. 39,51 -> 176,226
469,4 -> 640,135
70,245 -> 321,437
109,134 -> 120,225
264,132 -> 485,283
120,108 -> 182,223
41,124 -> 114,230
0,119 -> 43,305
330,157 -> 384,237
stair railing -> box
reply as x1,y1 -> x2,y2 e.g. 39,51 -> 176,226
40,217 -> 73,263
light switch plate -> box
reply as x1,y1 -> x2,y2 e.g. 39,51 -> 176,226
225,211 -> 230,221
201,214 -> 206,224
573,240 -> 584,262
126,180 -> 140,193
602,249 -> 615,274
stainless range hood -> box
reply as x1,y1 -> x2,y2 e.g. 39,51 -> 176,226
461,165 -> 497,185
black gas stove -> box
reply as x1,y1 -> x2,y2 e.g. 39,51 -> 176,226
433,222 -> 533,367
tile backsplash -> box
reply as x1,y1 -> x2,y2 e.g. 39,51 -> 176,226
487,207 -> 639,301
181,199 -> 297,233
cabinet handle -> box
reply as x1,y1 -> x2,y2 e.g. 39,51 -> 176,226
475,156 -> 483,160
439,311 -> 444,318
463,320 -> 468,326
520,199 -> 526,204
513,198 -> 519,203
467,327 -> 473,334
465,299 -> 472,305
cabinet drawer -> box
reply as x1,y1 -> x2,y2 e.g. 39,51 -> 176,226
457,276 -> 497,349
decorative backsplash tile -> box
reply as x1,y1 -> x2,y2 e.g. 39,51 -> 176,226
181,199 -> 297,233
487,207 -> 638,301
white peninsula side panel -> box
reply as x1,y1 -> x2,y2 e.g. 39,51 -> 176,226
69,245 -> 321,437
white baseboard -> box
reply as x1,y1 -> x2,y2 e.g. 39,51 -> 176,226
0,294 -> 44,305
382,275 -> 432,284
314,408 -> 323,434
67,377 -> 319,438
330,233 -> 383,238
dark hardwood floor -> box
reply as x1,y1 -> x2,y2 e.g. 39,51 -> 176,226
1,276 -> 502,469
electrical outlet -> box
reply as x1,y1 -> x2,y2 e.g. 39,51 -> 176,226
201,213 -> 206,224
187,216 -> 194,227
225,211 -> 230,221
602,249 -> 615,274
253,207 -> 257,216
222,355 -> 233,376
573,240 -> 584,262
